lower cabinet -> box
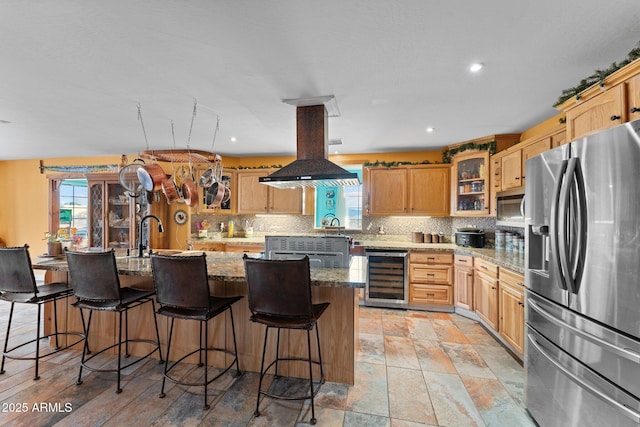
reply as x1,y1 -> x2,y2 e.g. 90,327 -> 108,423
409,251 -> 454,307
190,242 -> 263,253
474,258 -> 499,330
454,254 -> 474,310
498,268 -> 525,356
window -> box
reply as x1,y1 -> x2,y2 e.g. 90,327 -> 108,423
314,165 -> 363,230
57,179 -> 88,240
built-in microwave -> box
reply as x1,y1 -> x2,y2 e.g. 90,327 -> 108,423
496,188 -> 525,227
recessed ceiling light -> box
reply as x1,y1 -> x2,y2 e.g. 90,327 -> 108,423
426,127 -> 435,133
230,137 -> 237,142
469,63 -> 484,73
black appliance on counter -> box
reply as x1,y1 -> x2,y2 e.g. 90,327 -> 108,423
455,228 -> 485,248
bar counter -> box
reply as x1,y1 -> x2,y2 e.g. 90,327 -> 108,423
34,252 -> 366,385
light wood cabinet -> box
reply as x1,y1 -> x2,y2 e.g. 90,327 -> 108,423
551,128 -> 567,148
236,169 -> 302,214
521,137 -> 551,187
408,166 -> 450,216
224,243 -> 264,253
451,150 -> 490,216
498,268 -> 525,356
489,154 -> 502,216
367,167 -> 408,215
565,84 -> 626,141
454,254 -> 474,310
366,165 -> 450,216
628,73 -> 640,121
500,149 -> 522,191
474,258 -> 499,330
408,251 -> 453,307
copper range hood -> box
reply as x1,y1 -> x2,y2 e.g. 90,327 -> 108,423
259,96 -> 360,188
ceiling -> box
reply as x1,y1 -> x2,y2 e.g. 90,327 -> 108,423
1,1 -> 639,161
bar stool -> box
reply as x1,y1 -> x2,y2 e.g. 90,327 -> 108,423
65,249 -> 163,393
242,254 -> 329,425
0,245 -> 84,380
150,253 -> 243,410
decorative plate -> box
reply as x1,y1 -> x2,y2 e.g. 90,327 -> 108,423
173,209 -> 188,225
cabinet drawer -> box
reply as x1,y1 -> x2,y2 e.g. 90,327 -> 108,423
409,252 -> 453,265
474,258 -> 498,279
410,264 -> 453,284
411,284 -> 452,305
499,268 -> 524,288
454,254 -> 473,267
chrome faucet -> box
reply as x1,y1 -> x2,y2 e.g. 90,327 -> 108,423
138,214 -> 164,257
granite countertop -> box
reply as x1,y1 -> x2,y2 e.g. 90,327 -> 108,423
189,234 -> 526,274
33,252 -> 367,289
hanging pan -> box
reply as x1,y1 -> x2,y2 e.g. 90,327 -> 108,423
119,158 -> 146,198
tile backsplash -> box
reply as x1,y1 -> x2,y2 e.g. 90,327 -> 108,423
190,213 -> 522,245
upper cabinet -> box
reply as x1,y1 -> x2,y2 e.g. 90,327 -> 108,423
448,134 -> 520,217
558,58 -> 640,141
565,84 -> 626,141
451,150 -> 490,216
236,169 -> 302,214
365,164 -> 450,217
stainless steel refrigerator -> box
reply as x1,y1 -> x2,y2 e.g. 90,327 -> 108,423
525,119 -> 640,427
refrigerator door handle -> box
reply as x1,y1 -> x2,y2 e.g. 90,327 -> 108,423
529,298 -> 640,364
550,159 -> 569,290
528,332 -> 640,424
557,158 -> 587,294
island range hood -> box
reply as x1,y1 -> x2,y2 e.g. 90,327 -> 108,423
259,96 -> 360,188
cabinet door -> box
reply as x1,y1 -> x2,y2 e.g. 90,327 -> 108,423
501,149 -> 522,190
521,137 -> 551,188
489,155 -> 502,216
269,186 -> 302,214
409,167 -> 450,216
499,281 -> 525,356
368,168 -> 408,215
474,270 -> 498,330
236,170 -> 269,214
454,265 -> 474,310
451,151 -> 490,217
628,73 -> 640,122
566,84 -> 626,141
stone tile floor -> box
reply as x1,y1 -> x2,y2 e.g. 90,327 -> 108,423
0,303 -> 535,426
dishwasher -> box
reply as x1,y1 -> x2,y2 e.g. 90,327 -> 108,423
365,249 -> 408,308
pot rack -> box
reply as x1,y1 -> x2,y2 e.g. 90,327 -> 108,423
138,149 -> 221,164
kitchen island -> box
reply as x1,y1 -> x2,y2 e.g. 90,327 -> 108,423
34,252 -> 366,385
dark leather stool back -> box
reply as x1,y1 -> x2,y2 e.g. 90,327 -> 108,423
66,250 -> 121,302
244,255 -> 313,319
151,253 -> 210,310
0,245 -> 39,295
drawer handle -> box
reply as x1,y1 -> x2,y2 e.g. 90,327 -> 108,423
631,107 -> 640,113
427,273 -> 435,277
518,301 -> 524,307
491,286 -> 496,290
610,115 -> 621,121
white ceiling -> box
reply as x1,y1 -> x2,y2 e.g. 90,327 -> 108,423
1,1 -> 639,161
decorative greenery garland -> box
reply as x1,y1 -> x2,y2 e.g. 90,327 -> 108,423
441,141 -> 496,164
554,41 -> 640,107
363,160 -> 432,167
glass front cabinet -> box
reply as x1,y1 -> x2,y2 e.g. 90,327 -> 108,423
87,173 -> 167,250
451,150 -> 490,217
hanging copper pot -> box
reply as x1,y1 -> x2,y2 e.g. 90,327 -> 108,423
181,179 -> 199,208
161,176 -> 181,204
137,163 -> 167,192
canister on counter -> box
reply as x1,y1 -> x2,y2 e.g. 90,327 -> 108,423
423,233 -> 432,243
412,231 -> 424,243
431,233 -> 439,243
495,230 -> 505,251
505,232 -> 513,253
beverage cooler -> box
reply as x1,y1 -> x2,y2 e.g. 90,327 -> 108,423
365,249 -> 408,308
